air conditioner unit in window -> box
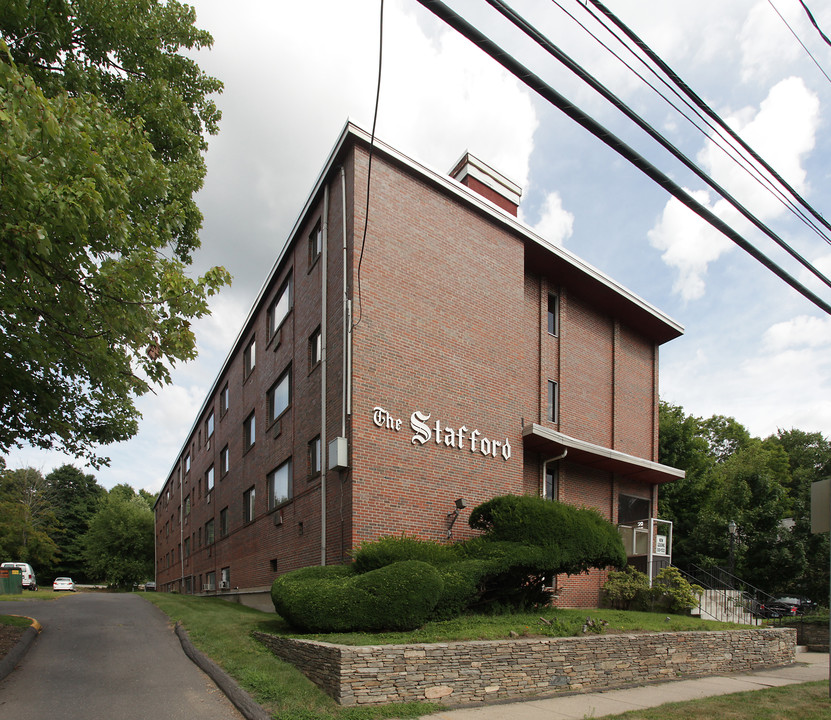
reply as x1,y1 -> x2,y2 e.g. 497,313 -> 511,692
219,580 -> 230,590
202,583 -> 215,592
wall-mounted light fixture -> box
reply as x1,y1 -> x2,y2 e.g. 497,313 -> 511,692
446,498 -> 466,538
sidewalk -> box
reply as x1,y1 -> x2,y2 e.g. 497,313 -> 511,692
421,651 -> 829,720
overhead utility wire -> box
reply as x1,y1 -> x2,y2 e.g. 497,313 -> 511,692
411,0 -> 831,316
583,0 -> 831,242
767,0 -> 831,83
483,0 -> 831,291
565,0 -> 830,246
798,0 -> 831,49
353,0 -> 385,331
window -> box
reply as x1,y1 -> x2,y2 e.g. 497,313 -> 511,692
243,412 -> 255,452
268,276 -> 292,339
308,219 -> 322,266
220,507 -> 228,537
184,453 -> 191,474
243,486 -> 256,523
184,537 -> 190,558
220,382 -> 229,416
205,518 -> 215,545
244,337 -> 256,379
308,436 -> 321,477
267,367 -> 291,424
267,459 -> 292,509
547,294 -> 559,336
220,566 -> 230,589
220,445 -> 229,476
619,495 -> 651,525
547,380 -> 558,423
206,465 -> 215,493
205,571 -> 216,592
206,410 -> 215,443
308,327 -> 322,368
184,495 -> 191,517
544,463 -> 559,501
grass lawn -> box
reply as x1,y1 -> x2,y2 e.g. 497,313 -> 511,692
142,592 -> 763,720
0,614 -> 35,628
601,681 -> 830,719
0,590 -> 68,601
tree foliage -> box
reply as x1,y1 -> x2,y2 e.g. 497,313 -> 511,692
0,466 -> 59,568
0,1 -> 230,466
46,464 -> 105,581
658,402 -> 830,602
83,484 -> 154,587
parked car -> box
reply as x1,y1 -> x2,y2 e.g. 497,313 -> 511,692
144,581 -> 156,592
52,577 -> 76,592
1,562 -> 37,590
767,596 -> 816,616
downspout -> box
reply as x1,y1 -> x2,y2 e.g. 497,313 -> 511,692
178,465 -> 183,592
321,183 -> 329,566
340,167 -> 349,436
542,449 -> 567,499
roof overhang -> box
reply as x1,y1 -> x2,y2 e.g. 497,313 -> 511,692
523,423 -> 684,485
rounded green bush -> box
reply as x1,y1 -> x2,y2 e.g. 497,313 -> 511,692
271,560 -> 443,632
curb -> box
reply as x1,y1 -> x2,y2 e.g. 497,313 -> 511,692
0,617 -> 42,682
174,621 -> 271,720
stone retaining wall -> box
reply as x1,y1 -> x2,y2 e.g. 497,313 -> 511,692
254,627 -> 796,706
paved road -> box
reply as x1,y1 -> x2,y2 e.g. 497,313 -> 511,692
0,593 -> 243,720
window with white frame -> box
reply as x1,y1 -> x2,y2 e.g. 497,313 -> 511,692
220,382 -> 229,416
547,380 -> 558,423
268,275 -> 292,339
309,327 -> 322,368
267,367 -> 291,424
220,445 -> 229,476
308,220 -> 322,266
547,294 -> 559,336
243,412 -> 255,452
243,337 -> 256,379
206,465 -> 215,493
267,458 -> 292,510
243,486 -> 256,523
308,436 -> 321,477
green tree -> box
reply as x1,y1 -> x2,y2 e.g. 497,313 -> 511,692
46,464 -> 105,582
0,466 -> 59,570
0,1 -> 230,467
84,485 -> 154,587
767,429 -> 831,603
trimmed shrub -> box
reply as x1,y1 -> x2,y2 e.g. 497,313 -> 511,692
601,565 -> 651,610
271,560 -> 442,632
352,534 -> 457,573
650,566 -> 703,613
469,495 -> 627,574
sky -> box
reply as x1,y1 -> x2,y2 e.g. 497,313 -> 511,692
7,0 -> 831,492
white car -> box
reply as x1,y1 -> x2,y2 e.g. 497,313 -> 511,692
52,577 -> 76,592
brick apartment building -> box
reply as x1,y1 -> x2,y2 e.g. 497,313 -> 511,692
153,122 -> 684,610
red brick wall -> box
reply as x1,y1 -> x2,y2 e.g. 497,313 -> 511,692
155,134 -> 670,609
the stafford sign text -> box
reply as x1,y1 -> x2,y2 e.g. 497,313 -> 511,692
373,407 -> 512,461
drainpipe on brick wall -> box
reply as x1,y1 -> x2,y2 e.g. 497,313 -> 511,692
542,449 -> 567,499
321,183 -> 329,566
340,166 -> 351,433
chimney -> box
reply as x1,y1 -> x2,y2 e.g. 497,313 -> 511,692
449,152 -> 522,216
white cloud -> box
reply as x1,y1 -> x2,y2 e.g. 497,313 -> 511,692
739,1 -> 804,83
530,191 -> 574,246
762,315 -> 831,351
647,190 -> 732,301
649,76 -> 819,301
699,77 -> 819,217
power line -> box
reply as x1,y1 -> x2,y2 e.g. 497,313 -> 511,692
482,0 -> 831,292
767,0 -> 831,83
412,0 -> 831,315
581,0 -> 831,246
569,0 -> 831,246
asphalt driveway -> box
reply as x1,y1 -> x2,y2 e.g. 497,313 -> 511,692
0,592 -> 243,719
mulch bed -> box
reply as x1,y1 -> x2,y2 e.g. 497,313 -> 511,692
0,625 -> 26,662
